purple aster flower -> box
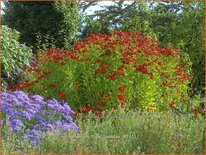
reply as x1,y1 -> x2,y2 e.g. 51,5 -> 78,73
30,138 -> 38,145
46,99 -> 59,105
2,119 -> 6,126
11,97 -> 24,107
60,123 -> 72,131
22,110 -> 34,120
63,104 -> 74,114
32,124 -> 41,130
13,91 -> 28,98
29,130 -> 45,138
7,109 -> 21,118
2,103 -> 13,112
59,122 -> 79,132
62,114 -> 73,122
70,122 -> 79,132
41,123 -> 54,131
10,118 -> 24,131
31,94 -> 44,102
47,103 -> 63,112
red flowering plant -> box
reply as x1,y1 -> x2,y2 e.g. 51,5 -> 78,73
13,31 -> 192,113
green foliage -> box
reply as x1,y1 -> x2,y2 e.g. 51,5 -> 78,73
1,25 -> 32,91
3,111 -> 204,154
35,33 -> 57,52
80,17 -> 103,38
3,1 -> 80,50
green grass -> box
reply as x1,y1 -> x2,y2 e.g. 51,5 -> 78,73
3,109 -> 205,154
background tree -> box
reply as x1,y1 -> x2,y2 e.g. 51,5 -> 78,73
121,2 -> 156,38
3,1 -> 80,51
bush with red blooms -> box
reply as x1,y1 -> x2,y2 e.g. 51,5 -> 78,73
13,31 -> 192,113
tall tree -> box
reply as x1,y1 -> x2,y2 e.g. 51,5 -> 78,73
3,1 -> 80,50
80,0 -> 141,38
121,2 -> 156,38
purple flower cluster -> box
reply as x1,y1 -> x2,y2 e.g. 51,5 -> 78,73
1,91 -> 79,145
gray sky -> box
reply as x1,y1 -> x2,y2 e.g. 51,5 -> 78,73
85,1 -> 133,15
1,1 -> 4,14
85,1 -> 114,15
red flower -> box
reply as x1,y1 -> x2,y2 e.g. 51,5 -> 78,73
43,71 -> 51,76
71,54 -> 79,60
137,64 -> 149,74
80,58 -> 91,61
79,106 -> 94,113
99,63 -> 110,74
169,101 -> 176,108
98,101 -> 106,107
118,85 -> 126,93
122,56 -> 135,64
94,60 -> 104,64
117,65 -> 126,75
58,91 -> 66,101
74,82 -> 80,87
107,72 -> 117,80
95,111 -> 101,116
100,93 -> 111,100
160,73 -> 170,78
149,73 -> 154,79
26,67 -> 42,73
161,81 -> 168,86
95,69 -> 101,75
117,94 -> 126,102
120,101 -> 126,108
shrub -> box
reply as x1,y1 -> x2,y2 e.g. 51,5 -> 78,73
1,25 -> 32,91
14,31 -> 192,112
1,91 -> 79,145
3,110 -> 204,154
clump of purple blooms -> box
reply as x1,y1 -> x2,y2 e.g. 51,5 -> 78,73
1,91 -> 79,145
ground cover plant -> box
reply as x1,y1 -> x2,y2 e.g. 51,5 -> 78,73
3,109 -> 204,154
13,31 -> 192,114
